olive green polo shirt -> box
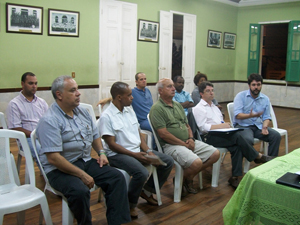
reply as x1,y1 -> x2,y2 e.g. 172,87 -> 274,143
149,97 -> 189,147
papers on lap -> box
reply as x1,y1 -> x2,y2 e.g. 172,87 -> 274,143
208,128 -> 244,133
145,155 -> 167,166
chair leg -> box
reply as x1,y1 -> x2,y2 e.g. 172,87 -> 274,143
243,159 -> 250,173
17,153 -> 22,175
285,134 -> 288,155
152,167 -> 162,206
97,188 -> 102,203
62,197 -> 74,225
174,162 -> 184,203
16,210 -> 25,225
40,198 -> 53,225
198,172 -> 203,189
211,156 -> 222,187
221,152 -> 227,164
10,153 -> 20,185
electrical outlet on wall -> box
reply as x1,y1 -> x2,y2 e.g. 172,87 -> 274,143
72,72 -> 75,78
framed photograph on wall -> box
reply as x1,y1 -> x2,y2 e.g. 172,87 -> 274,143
137,19 -> 159,43
6,3 -> 43,35
223,32 -> 236,49
48,9 -> 80,37
207,30 -> 222,48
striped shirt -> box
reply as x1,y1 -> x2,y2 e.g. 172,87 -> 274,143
6,91 -> 48,131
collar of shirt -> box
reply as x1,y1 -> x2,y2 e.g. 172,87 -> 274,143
246,89 -> 262,100
19,91 -> 37,103
159,97 -> 174,108
53,101 -> 79,118
109,102 -> 130,115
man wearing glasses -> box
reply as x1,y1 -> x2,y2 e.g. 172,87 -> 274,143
192,81 -> 273,189
233,73 -> 281,157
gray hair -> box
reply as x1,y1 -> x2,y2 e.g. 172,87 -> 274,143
51,75 -> 72,99
156,78 -> 170,91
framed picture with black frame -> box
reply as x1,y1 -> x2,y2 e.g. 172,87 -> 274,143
137,19 -> 159,43
6,3 -> 43,35
207,30 -> 222,48
48,8 -> 80,37
223,32 -> 236,50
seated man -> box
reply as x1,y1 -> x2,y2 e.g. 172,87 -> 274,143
36,76 -> 131,225
6,72 -> 48,159
172,76 -> 194,115
193,81 -> 274,188
99,81 -> 173,218
234,73 -> 281,156
150,78 -> 219,194
97,72 -> 152,131
191,72 -> 222,110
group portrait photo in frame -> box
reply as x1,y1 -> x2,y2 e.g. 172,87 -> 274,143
6,3 -> 43,35
48,9 -> 80,37
223,32 -> 236,49
138,19 -> 159,43
207,30 -> 222,48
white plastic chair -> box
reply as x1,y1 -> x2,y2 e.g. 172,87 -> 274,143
147,114 -> 203,203
96,119 -> 162,205
31,129 -> 102,225
269,103 -> 288,155
227,102 -> 266,173
0,112 -> 20,186
0,130 -> 53,225
80,103 -> 97,124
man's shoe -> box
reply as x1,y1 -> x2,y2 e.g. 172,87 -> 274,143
183,179 -> 198,194
228,176 -> 240,189
254,155 -> 276,164
130,208 -> 138,218
140,191 -> 158,206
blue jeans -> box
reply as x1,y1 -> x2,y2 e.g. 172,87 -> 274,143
47,159 -> 131,225
108,150 -> 173,208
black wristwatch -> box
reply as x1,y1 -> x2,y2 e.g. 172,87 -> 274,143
188,137 -> 195,141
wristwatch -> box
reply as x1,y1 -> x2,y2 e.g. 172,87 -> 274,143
146,149 -> 153,154
188,137 -> 195,141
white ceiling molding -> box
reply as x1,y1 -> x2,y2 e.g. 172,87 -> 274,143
214,0 -> 300,7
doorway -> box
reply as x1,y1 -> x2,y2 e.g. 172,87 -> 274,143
172,14 -> 183,79
261,23 -> 288,80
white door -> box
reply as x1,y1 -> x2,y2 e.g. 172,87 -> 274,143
182,14 -> 196,93
99,0 -> 137,99
159,11 -> 173,80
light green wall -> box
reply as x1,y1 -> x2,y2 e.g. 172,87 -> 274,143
1,0 -> 299,89
235,1 -> 300,81
0,0 -> 99,88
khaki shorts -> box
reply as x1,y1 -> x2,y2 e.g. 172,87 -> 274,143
163,140 -> 217,169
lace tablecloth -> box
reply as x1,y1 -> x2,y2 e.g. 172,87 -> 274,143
223,149 -> 300,225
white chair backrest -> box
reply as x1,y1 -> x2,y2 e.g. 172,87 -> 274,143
269,103 -> 278,128
98,102 -> 110,117
0,130 -> 35,187
0,112 -> 7,129
80,103 -> 97,125
30,129 -> 50,185
147,114 -> 163,153
227,102 -> 235,127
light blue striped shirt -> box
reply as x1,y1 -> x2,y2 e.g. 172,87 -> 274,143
173,90 -> 193,115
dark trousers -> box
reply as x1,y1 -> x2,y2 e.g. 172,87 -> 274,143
235,125 -> 281,156
204,131 -> 259,177
108,151 -> 173,208
47,158 -> 131,225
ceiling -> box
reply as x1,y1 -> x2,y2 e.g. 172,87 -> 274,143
214,0 -> 300,7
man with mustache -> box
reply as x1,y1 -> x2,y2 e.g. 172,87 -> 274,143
233,73 -> 281,156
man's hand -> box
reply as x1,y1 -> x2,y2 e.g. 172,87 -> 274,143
261,127 -> 269,135
185,139 -> 195,151
96,97 -> 112,107
80,172 -> 95,189
97,154 -> 109,167
249,108 -> 263,118
220,122 -> 231,128
133,152 -> 151,164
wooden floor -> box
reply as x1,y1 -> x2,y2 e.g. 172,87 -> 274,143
3,104 -> 300,225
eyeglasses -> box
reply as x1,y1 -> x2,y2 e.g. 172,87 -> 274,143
204,89 -> 214,93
